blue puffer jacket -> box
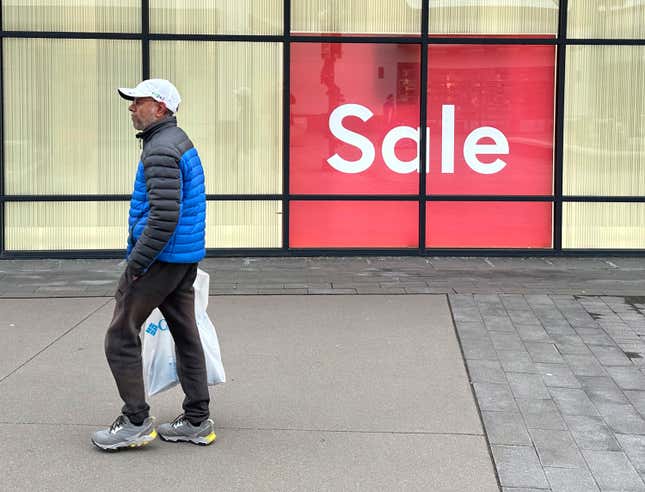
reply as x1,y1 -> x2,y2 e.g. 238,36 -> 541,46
126,116 -> 206,275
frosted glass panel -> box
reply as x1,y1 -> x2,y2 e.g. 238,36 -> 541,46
292,0 -> 420,35
206,201 -> 282,248
150,0 -> 282,35
151,41 -> 282,194
564,46 -> 645,196
5,201 -> 129,250
429,0 -> 559,35
4,39 -> 141,195
3,0 -> 140,32
568,1 -> 645,39
563,203 -> 645,249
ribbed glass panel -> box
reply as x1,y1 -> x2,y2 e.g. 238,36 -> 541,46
563,202 -> 645,249
4,39 -> 141,195
564,46 -> 645,196
151,41 -> 282,194
5,201 -> 129,250
150,0 -> 282,35
2,0 -> 140,32
206,201 -> 282,248
568,1 -> 645,39
291,0 -> 420,35
428,0 -> 559,36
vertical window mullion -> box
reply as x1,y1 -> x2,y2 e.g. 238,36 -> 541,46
419,0 -> 429,253
142,0 -> 149,79
553,0 -> 569,252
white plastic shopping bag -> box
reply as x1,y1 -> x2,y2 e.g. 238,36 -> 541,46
142,268 -> 226,397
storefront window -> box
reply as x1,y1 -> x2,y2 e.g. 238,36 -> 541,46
206,201 -> 282,248
428,0 -> 559,36
290,42 -> 421,194
568,1 -> 645,39
426,202 -> 552,248
426,44 -> 556,196
564,46 -> 645,196
4,38 -> 141,195
563,203 -> 645,249
150,0 -> 282,35
292,0 -> 420,35
5,201 -> 128,250
151,41 -> 283,194
290,201 -> 418,248
2,0 -> 140,32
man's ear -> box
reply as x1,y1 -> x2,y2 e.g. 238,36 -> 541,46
157,102 -> 169,117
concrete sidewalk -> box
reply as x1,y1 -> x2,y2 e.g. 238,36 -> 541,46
0,293 -> 497,491
2,256 -> 645,491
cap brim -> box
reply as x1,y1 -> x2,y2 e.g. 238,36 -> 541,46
117,87 -> 141,100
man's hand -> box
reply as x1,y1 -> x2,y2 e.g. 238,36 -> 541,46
125,264 -> 142,283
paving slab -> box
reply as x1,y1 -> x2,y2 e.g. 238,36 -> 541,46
0,425 -> 496,492
0,294 -> 497,491
0,298 -> 108,380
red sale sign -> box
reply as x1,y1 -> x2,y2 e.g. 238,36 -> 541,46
289,42 -> 555,248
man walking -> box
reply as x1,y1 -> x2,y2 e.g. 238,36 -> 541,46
92,79 -> 215,451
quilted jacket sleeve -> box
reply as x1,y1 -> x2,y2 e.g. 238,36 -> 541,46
127,145 -> 181,276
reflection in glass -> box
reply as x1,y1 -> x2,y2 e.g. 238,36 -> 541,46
429,0 -> 558,36
151,41 -> 283,194
292,0 -> 420,35
4,38 -> 141,195
5,201 -> 129,250
2,0 -> 140,32
206,201 -> 282,248
290,43 -> 421,194
568,1 -> 645,39
563,203 -> 645,249
564,46 -> 645,196
150,0 -> 282,35
426,44 -> 556,196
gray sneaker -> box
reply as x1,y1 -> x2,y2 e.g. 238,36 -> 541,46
91,415 -> 157,451
158,414 -> 216,446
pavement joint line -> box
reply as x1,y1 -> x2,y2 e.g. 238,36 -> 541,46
446,294 -> 504,492
0,422 -> 485,437
0,298 -> 113,385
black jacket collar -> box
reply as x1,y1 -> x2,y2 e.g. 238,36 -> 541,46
136,116 -> 177,143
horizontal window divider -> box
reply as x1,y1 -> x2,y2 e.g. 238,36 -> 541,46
0,31 -> 141,40
0,194 -> 286,202
288,35 -> 422,44
424,248 -> 556,256
3,195 -> 642,207
0,249 -> 125,260
1,195 -> 132,202
562,196 -> 645,202
286,248 -> 422,256
205,248 -> 286,256
425,195 -> 554,201
5,248 -> 645,260
289,195 -> 419,201
425,37 -> 559,45
1,33 -> 640,46
148,33 -> 284,42
558,249 -> 645,257
206,194 -> 283,201
567,38 -> 645,45
288,36 -> 558,45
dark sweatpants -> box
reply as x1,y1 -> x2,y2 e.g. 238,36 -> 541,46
105,261 -> 210,425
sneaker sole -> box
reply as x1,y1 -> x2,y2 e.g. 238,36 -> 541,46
91,429 -> 158,452
158,431 -> 216,446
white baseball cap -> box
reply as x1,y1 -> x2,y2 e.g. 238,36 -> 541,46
117,79 -> 181,113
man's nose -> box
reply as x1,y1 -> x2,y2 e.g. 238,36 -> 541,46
128,102 -> 135,112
